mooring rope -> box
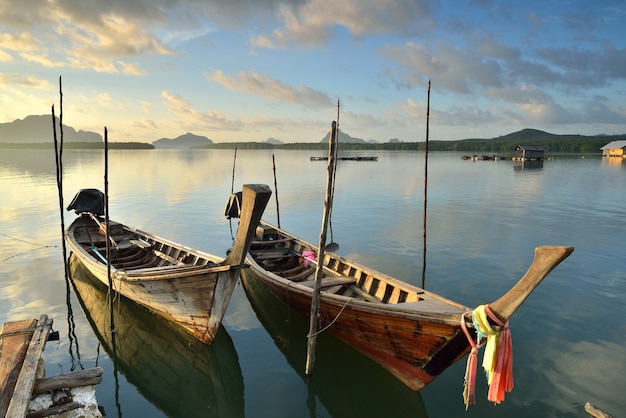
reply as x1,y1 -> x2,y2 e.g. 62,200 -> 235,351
306,296 -> 352,338
0,232 -> 58,263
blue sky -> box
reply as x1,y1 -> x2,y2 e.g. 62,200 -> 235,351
1,0 -> 625,143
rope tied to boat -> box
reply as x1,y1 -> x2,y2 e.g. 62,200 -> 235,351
460,311 -> 479,409
461,304 -> 514,409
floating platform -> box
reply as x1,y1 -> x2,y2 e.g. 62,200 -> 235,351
0,314 -> 103,418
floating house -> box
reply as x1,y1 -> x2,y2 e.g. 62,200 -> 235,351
600,140 -> 626,158
515,145 -> 545,161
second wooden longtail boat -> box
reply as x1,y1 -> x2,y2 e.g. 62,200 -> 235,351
65,184 -> 271,344
243,220 -> 573,391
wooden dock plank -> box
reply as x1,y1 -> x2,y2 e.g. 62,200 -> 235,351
0,318 -> 37,417
6,314 -> 53,418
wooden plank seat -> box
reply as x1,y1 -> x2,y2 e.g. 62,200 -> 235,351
250,238 -> 294,248
250,248 -> 295,260
299,276 -> 357,288
287,267 -> 316,282
130,239 -> 152,248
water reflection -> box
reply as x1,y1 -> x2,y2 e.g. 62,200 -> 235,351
69,256 -> 245,418
3,149 -> 625,418
513,160 -> 543,171
240,269 -> 429,418
602,156 -> 625,168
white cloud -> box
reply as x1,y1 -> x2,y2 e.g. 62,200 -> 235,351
161,90 -> 245,131
252,0 -> 434,49
0,73 -> 52,89
205,69 -> 332,108
0,32 -> 41,51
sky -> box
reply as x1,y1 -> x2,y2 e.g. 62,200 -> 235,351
1,0 -> 625,143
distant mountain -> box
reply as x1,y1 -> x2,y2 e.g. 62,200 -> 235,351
320,130 -> 366,143
487,128 -> 562,142
152,133 -> 213,149
0,115 -> 102,143
265,137 -> 283,144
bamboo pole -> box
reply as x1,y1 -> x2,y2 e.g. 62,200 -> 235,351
104,127 -> 114,332
421,80 -> 430,288
272,154 -> 281,228
327,100 -> 340,251
305,121 -> 338,379
52,77 -> 68,276
231,146 -> 237,194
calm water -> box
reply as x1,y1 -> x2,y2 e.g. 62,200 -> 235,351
1,148 -> 625,417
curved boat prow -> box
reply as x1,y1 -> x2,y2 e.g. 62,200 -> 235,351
490,246 -> 574,322
224,184 -> 272,267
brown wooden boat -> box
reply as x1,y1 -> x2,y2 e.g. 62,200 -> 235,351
69,257 -> 245,417
244,220 -> 573,391
240,265 -> 429,417
65,184 -> 271,345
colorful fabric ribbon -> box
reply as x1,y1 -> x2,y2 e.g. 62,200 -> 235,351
461,304 -> 514,409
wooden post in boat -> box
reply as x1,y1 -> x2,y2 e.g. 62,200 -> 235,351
272,154 -> 281,228
104,127 -> 114,333
422,80 -> 430,288
305,121 -> 338,379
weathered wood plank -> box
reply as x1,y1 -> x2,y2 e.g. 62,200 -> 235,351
0,319 -> 37,417
6,314 -> 53,418
300,276 -> 357,288
25,401 -> 84,418
249,248 -> 293,260
32,367 -> 104,395
585,402 -> 613,418
348,285 -> 383,303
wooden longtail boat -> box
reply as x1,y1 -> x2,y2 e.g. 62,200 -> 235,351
69,257 -> 244,417
244,220 -> 573,391
65,184 -> 271,344
241,268 -> 429,418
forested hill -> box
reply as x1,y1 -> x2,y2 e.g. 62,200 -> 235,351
204,129 -> 622,153
2,115 -> 622,152
423,129 -> 621,153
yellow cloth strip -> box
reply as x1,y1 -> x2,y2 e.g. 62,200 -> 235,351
472,305 -> 501,384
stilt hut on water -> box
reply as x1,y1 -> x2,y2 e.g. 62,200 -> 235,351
515,145 -> 545,161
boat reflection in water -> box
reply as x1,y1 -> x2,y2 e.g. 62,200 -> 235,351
69,255 -> 244,418
241,269 -> 429,418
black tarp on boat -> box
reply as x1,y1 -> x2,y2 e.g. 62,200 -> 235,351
67,189 -> 105,215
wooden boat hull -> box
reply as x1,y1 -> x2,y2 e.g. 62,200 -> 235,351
70,257 -> 244,417
240,268 -> 429,417
245,221 -> 573,390
65,184 -> 271,344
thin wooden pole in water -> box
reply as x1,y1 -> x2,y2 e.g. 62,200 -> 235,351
230,146 -> 237,194
272,154 -> 281,228
52,77 -> 68,277
305,121 -> 338,379
422,80 -> 431,287
104,127 -> 114,332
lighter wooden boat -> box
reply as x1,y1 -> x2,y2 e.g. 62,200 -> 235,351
244,220 -> 573,391
65,184 -> 271,344
69,257 -> 244,417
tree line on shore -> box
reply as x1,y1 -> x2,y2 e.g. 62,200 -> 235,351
2,128 -> 621,153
